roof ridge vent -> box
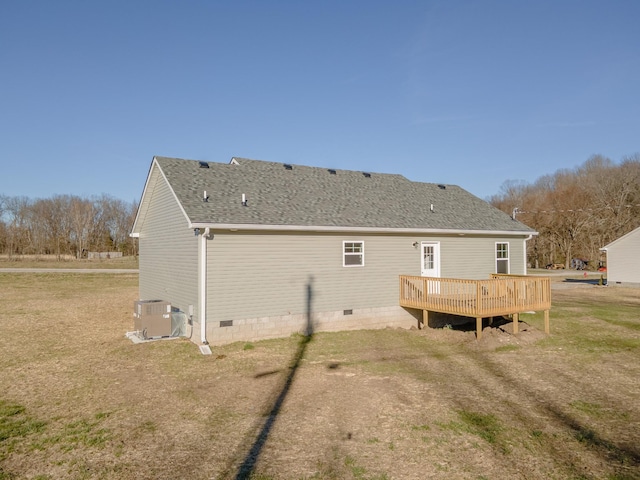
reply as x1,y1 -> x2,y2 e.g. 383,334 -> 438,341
362,172 -> 371,178
199,161 -> 209,169
328,169 -> 337,175
283,164 -> 293,170
438,184 -> 446,189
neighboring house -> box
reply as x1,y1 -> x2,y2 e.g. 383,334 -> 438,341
600,226 -> 640,286
130,156 -> 537,345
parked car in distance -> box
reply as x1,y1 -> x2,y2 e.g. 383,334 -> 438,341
546,263 -> 565,270
570,258 -> 589,270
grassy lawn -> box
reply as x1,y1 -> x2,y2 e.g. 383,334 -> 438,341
0,273 -> 638,479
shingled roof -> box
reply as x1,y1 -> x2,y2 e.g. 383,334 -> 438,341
138,156 -> 535,234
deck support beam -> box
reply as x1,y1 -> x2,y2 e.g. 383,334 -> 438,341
476,317 -> 483,340
513,313 -> 519,334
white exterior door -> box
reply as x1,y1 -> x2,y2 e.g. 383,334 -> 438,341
421,242 -> 440,277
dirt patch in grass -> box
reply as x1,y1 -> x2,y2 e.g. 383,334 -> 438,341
0,273 -> 639,479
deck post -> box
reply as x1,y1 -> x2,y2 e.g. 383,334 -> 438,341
513,313 -> 519,334
476,317 -> 483,340
544,310 -> 550,334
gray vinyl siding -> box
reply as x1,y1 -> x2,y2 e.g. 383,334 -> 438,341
440,235 -> 527,279
138,168 -> 198,313
205,231 -> 529,322
606,228 -> 640,284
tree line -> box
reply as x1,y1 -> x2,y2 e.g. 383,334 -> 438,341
2,154 -> 639,268
489,154 -> 640,270
0,194 -> 138,259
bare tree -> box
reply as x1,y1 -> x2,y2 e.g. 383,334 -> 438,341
69,196 -> 96,258
31,196 -> 74,259
3,196 -> 33,257
491,154 -> 640,270
0,193 -> 139,258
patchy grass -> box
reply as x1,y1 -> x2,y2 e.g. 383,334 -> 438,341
456,410 -> 504,446
0,273 -> 639,479
493,344 -> 520,353
0,400 -> 47,446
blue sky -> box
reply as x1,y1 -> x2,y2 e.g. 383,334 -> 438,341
1,1 -> 638,203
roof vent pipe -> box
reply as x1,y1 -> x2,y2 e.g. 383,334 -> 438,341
242,193 -> 248,206
430,204 -> 434,213
203,191 -> 208,202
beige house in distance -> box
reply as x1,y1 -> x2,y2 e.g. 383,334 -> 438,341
130,156 -> 537,346
600,226 -> 640,286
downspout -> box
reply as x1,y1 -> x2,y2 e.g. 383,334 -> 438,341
199,228 -> 210,344
524,234 -> 533,273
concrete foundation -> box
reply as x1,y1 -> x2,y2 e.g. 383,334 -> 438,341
196,305 -> 419,346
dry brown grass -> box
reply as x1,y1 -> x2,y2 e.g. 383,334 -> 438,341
0,272 -> 639,480
0,255 -> 138,270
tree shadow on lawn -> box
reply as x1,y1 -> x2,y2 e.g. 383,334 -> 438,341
563,278 -> 603,285
435,343 -> 640,477
219,277 -> 315,480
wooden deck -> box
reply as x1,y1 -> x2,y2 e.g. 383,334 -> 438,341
399,274 -> 551,339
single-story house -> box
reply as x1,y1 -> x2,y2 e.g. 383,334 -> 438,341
600,226 -> 640,286
130,156 -> 537,345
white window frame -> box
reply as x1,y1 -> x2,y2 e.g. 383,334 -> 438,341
496,242 -> 510,274
343,241 -> 364,267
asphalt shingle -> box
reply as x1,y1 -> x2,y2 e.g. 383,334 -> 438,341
154,156 -> 534,233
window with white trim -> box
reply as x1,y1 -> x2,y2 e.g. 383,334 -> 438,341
343,241 -> 364,267
496,242 -> 509,274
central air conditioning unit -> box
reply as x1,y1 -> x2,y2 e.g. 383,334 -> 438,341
133,300 -> 172,339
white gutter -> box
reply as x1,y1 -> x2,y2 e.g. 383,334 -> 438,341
524,234 -> 534,273
198,227 -> 210,344
189,222 -> 538,237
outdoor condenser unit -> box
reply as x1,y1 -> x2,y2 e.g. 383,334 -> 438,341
133,300 -> 172,338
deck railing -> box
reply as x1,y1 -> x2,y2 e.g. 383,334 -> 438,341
399,274 -> 551,337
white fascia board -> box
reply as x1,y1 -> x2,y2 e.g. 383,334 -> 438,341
189,222 -> 538,237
